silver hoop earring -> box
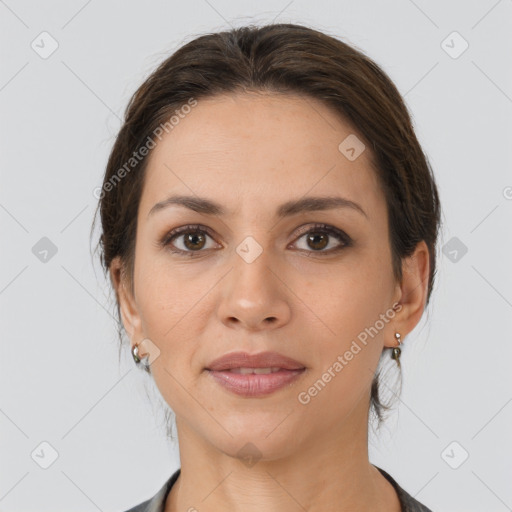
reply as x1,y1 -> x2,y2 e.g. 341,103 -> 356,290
132,341 -> 151,372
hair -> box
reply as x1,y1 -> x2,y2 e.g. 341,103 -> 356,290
91,22 -> 442,435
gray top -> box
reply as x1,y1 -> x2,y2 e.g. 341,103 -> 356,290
123,465 -> 433,512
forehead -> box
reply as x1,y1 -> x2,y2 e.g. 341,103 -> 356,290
139,92 -> 384,221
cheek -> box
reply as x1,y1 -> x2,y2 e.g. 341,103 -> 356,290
133,248 -> 185,333
301,248 -> 393,382
133,252 -> 211,372
299,282 -> 388,421
305,254 -> 389,334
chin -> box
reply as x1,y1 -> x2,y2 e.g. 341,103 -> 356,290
204,417 -> 303,462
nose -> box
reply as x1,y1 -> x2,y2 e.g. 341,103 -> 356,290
216,245 -> 292,331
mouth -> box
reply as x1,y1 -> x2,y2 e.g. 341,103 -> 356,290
204,351 -> 307,397
205,367 -> 307,397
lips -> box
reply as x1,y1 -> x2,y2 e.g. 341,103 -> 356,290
205,351 -> 306,371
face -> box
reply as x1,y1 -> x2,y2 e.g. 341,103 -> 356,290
114,92 -> 417,460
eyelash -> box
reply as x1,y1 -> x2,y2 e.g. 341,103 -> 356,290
160,223 -> 352,258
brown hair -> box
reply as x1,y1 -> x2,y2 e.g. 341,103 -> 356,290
92,22 -> 441,432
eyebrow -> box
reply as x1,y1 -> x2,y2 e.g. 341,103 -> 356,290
147,194 -> 368,220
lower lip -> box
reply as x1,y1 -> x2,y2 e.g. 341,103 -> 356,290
206,369 -> 306,397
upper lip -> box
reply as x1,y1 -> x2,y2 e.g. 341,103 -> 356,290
205,351 -> 306,371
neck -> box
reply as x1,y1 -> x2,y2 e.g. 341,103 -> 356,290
165,398 -> 400,512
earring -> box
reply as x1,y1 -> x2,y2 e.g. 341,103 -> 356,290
132,342 -> 142,363
132,340 -> 151,372
391,332 -> 402,363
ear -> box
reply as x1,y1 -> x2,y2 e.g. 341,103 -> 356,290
109,256 -> 144,346
384,240 -> 430,348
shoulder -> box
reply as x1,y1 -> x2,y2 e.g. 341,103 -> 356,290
374,465 -> 434,512
121,468 -> 181,512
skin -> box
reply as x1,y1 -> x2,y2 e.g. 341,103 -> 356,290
110,91 -> 429,512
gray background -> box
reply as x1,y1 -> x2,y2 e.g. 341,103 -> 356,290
1,1 -> 511,511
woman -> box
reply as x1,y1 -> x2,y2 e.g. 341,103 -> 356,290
94,22 -> 440,512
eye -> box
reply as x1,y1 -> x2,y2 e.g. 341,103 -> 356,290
160,224 -> 220,257
160,223 -> 352,257
291,223 -> 352,254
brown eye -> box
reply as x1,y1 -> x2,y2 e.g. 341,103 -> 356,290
161,224 -> 219,256
161,223 -> 352,258
292,224 -> 352,254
